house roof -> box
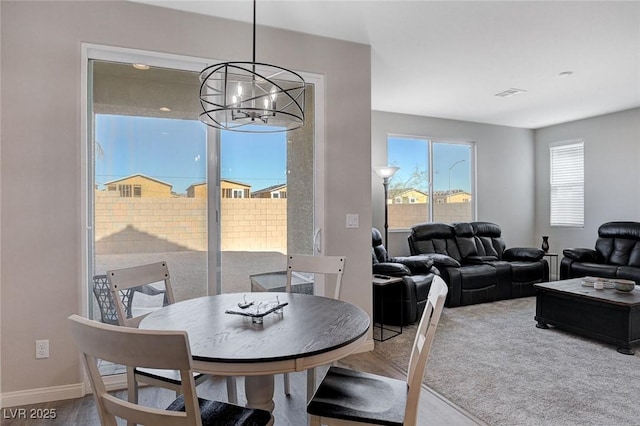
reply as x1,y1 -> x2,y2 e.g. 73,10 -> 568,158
103,174 -> 172,188
252,183 -> 287,196
389,188 -> 428,198
220,179 -> 251,188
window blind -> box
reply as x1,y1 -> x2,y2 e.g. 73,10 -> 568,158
550,141 -> 584,227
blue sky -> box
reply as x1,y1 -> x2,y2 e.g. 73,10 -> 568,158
387,137 -> 471,193
95,115 -> 471,195
95,115 -> 286,193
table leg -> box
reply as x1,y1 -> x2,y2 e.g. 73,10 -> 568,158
244,375 -> 275,425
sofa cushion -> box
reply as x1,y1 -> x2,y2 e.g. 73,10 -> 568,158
458,265 -> 497,290
453,223 -> 479,258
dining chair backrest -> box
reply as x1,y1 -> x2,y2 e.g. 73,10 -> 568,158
107,261 -> 175,328
286,255 -> 346,300
68,314 -> 201,426
404,275 -> 448,425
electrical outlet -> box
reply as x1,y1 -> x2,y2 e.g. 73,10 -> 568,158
36,340 -> 49,359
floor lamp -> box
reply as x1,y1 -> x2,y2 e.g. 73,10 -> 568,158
373,166 -> 399,249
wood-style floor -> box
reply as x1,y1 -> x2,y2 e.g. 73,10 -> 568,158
1,351 -> 485,425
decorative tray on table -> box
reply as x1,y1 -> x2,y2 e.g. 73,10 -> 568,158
225,299 -> 288,320
580,276 -> 615,288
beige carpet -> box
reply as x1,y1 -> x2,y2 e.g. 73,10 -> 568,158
374,297 -> 640,425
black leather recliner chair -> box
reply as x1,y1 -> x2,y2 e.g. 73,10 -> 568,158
561,221 -> 640,284
372,228 -> 438,325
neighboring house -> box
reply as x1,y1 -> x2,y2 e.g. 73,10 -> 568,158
186,182 -> 207,198
433,190 -> 472,204
221,179 -> 251,198
103,174 -> 173,198
252,184 -> 287,199
389,188 -> 428,204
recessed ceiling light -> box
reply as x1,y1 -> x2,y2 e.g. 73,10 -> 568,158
159,107 -> 171,112
133,63 -> 150,70
558,71 -> 573,78
495,88 -> 527,98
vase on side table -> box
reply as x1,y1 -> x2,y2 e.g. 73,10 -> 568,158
541,236 -> 549,253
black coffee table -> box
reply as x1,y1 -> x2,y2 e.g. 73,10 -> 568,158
534,278 -> 640,355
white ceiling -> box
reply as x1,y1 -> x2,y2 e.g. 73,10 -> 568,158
133,0 -> 640,129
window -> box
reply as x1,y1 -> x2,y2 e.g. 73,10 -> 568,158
118,184 -> 132,197
550,140 -> 584,227
387,136 -> 474,229
232,189 -> 245,198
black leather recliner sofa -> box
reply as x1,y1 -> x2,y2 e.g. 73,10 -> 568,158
561,221 -> 640,284
372,228 -> 438,325
408,222 -> 549,307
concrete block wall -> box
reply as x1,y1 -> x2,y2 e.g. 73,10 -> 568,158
388,203 -> 473,229
95,194 -> 287,254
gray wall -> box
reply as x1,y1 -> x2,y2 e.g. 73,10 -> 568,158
1,1 -> 371,397
372,110 -> 536,256
534,107 -> 640,254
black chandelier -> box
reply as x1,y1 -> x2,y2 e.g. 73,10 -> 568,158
199,0 -> 306,133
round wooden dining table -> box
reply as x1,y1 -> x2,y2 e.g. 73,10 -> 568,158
139,292 -> 370,425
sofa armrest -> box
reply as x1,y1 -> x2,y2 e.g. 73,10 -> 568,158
390,255 -> 434,273
420,253 -> 461,268
562,248 -> 600,262
503,247 -> 544,262
373,262 -> 411,277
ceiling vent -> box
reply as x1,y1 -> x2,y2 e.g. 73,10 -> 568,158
495,88 -> 528,98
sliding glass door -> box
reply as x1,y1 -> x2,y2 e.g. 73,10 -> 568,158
85,49 -> 324,361
218,85 -> 316,294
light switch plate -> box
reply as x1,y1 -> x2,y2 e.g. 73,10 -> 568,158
346,214 -> 359,229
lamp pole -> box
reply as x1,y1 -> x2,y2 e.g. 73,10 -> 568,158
448,160 -> 466,202
373,166 -> 400,248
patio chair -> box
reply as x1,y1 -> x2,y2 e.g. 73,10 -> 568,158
68,314 -> 270,426
92,274 -> 167,326
307,275 -> 448,426
282,254 -> 346,401
106,261 -> 238,407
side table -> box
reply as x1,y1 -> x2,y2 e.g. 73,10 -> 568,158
544,253 -> 559,281
372,275 -> 404,341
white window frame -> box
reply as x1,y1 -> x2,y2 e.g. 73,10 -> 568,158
549,139 -> 584,227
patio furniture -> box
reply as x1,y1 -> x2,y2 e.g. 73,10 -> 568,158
67,315 -> 270,426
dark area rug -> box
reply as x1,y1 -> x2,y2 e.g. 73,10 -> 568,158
374,297 -> 640,425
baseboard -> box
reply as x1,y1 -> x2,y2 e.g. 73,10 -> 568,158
1,383 -> 86,408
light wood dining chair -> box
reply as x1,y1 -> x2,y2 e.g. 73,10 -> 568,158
68,315 -> 270,426
306,275 -> 448,426
283,254 -> 346,401
106,261 -> 237,407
